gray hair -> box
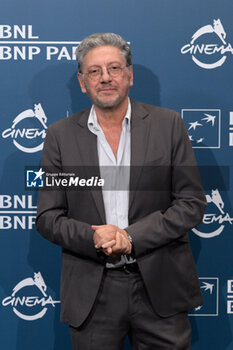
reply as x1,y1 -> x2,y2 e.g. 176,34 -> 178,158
76,33 -> 132,73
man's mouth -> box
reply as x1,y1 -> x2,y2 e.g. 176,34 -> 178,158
97,86 -> 117,92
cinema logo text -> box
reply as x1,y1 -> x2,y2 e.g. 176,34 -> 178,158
192,189 -> 233,238
0,195 -> 36,230
181,19 -> 233,69
0,25 -> 79,60
2,272 -> 60,321
2,103 -> 47,153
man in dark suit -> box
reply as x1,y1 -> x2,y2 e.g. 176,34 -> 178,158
36,33 -> 206,349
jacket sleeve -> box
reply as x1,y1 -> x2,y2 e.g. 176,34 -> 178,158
126,113 -> 207,257
36,125 -> 100,262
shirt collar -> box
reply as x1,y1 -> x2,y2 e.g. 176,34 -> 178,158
87,98 -> 131,132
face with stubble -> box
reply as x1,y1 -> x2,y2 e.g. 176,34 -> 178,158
78,45 -> 133,110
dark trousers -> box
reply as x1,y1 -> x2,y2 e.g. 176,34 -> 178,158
70,267 -> 191,350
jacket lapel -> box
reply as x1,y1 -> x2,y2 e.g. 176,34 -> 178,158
129,99 -> 150,212
74,109 -> 106,224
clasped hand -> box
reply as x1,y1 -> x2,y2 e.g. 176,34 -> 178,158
92,224 -> 132,257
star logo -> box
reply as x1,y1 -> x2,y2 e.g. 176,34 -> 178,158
33,168 -> 45,181
189,278 -> 219,317
202,113 -> 216,127
182,109 -> 221,149
188,121 -> 203,130
196,137 -> 205,143
26,168 -> 45,188
201,282 -> 214,294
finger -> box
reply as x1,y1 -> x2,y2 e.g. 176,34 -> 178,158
92,227 -> 106,234
117,231 -> 125,242
101,240 -> 116,249
107,247 -> 112,254
103,247 -> 113,256
94,234 -> 116,248
113,232 -> 123,251
115,231 -> 129,254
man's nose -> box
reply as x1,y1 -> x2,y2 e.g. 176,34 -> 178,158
100,67 -> 112,82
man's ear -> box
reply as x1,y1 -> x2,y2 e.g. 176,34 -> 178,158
77,72 -> 87,94
129,65 -> 133,87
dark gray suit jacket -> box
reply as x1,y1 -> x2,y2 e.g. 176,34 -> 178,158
36,99 -> 206,327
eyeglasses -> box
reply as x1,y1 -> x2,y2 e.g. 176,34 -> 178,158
83,65 -> 129,81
